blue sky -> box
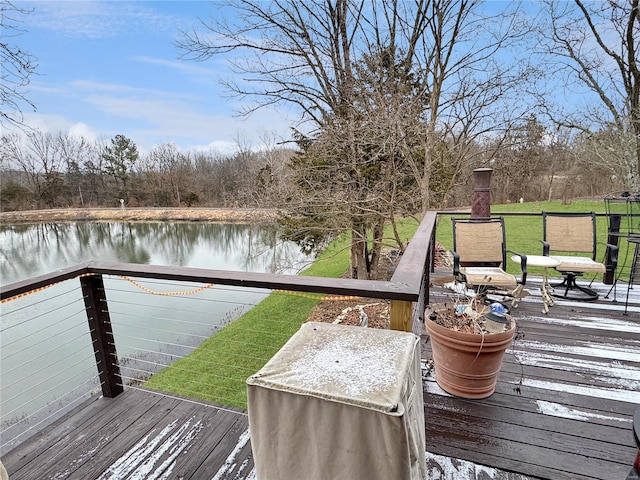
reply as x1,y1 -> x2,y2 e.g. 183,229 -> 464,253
9,1 -> 296,154
7,1 -> 611,156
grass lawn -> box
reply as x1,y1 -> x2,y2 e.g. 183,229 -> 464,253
145,199 -> 624,408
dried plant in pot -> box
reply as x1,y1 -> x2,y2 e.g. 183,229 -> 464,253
424,298 -> 516,399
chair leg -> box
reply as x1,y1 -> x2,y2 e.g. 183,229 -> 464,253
605,278 -> 617,300
510,284 -> 524,308
625,284 -> 634,316
551,273 -> 599,301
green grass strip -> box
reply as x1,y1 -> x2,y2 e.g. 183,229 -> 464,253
145,230 -> 355,409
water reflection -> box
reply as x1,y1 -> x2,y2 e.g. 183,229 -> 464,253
0,222 -> 312,451
0,222 -> 312,285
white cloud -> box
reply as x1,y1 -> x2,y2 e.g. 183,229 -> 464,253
68,122 -> 98,142
71,80 -> 195,101
188,140 -> 238,155
19,112 -> 72,134
22,1 -> 183,39
132,56 -> 222,81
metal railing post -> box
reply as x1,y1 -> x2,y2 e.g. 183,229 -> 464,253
80,274 -> 123,398
604,214 -> 621,285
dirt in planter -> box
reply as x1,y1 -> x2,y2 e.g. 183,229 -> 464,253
426,302 -> 513,335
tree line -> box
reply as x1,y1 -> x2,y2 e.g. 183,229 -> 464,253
0,117 -> 625,213
0,132 -> 292,210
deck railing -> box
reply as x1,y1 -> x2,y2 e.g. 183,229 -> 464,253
0,211 -> 436,453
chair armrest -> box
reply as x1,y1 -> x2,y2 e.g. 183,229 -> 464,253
507,250 -> 528,285
541,240 -> 550,256
451,250 -> 461,278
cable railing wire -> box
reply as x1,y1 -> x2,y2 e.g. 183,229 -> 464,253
1,342 -> 96,393
109,319 -> 213,344
0,293 -> 85,333
108,310 -> 230,336
118,350 -> 264,379
2,329 -> 92,377
124,384 -> 248,417
108,333 -> 206,354
105,291 -> 263,310
107,305 -> 241,328
1,362 -> 99,422
1,375 -> 102,453
135,374 -> 247,406
1,311 -> 87,354
118,344 -> 196,361
0,282 -> 79,316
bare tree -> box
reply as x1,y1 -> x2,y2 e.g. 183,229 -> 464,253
57,133 -> 96,207
0,1 -> 37,130
137,142 -> 194,206
535,0 -> 640,190
179,0 -> 533,279
1,130 -> 65,207
411,0 -> 535,210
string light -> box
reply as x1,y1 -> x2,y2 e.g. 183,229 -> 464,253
2,275 -> 364,303
119,275 -> 216,296
0,273 -> 93,304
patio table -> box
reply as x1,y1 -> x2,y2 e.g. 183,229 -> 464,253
512,254 -> 560,313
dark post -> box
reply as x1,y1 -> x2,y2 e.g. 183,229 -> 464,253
604,214 -> 621,285
81,274 -> 123,398
471,168 -> 493,219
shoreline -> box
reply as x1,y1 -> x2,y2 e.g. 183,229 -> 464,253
0,207 -> 280,224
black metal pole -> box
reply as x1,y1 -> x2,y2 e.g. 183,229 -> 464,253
80,274 -> 124,398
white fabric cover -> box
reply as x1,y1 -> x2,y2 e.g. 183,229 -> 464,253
552,255 -> 606,273
246,322 -> 425,480
461,266 -> 518,288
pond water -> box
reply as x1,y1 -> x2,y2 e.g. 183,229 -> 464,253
0,221 -> 312,451
0,221 -> 311,284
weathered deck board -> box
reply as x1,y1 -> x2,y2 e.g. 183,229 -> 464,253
3,274 -> 639,480
3,390 -> 253,480
423,273 -> 640,480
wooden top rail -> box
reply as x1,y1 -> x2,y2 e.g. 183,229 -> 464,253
0,264 -> 90,301
390,211 -> 436,287
87,262 -> 417,301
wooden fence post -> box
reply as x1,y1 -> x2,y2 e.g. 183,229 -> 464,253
80,274 -> 123,398
390,300 -> 413,332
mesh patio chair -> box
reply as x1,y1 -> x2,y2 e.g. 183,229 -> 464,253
541,211 -> 618,301
451,217 -> 528,308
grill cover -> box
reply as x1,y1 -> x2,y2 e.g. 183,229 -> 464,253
246,322 -> 425,480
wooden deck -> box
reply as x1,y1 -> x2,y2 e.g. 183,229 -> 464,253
3,274 -> 639,480
423,273 -> 640,479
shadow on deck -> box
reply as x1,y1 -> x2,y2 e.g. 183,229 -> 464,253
3,274 -> 639,480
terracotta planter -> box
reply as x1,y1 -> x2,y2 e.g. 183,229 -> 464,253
425,314 -> 515,399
